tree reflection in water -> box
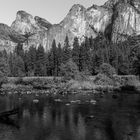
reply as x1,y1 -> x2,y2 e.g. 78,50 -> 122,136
0,93 -> 140,140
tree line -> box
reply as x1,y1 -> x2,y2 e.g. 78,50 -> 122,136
1,34 -> 140,77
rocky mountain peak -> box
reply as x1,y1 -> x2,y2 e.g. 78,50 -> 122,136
11,10 -> 37,34
1,0 -> 140,52
103,0 -> 140,43
11,10 -> 52,50
0,23 -> 27,52
46,3 -> 96,48
103,0 -> 140,9
69,4 -> 86,13
86,4 -> 112,34
87,4 -> 100,10
34,16 -> 52,29
0,23 -> 26,43
16,10 -> 35,24
60,4 -> 86,25
103,0 -> 120,9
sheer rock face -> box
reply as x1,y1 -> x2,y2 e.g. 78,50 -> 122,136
46,4 -> 112,48
11,10 -> 52,50
10,5 -> 112,50
103,0 -> 120,9
11,11 -> 37,34
104,0 -> 140,43
0,23 -> 26,52
0,3 -> 115,51
1,0 -> 140,52
46,4 -> 96,48
87,4 -> 112,33
34,16 -> 52,29
46,0 -> 140,45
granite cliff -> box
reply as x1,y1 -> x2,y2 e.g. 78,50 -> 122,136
0,0 -> 140,51
0,23 -> 26,52
46,4 -> 112,47
11,10 -> 52,50
104,0 -> 140,42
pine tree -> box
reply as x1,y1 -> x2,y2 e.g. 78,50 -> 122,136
12,54 -> 25,77
15,43 -> 24,59
8,52 -> 14,76
84,37 -> 92,72
0,57 -> 9,87
57,43 -> 63,75
79,42 -> 86,71
25,46 -> 37,76
49,40 -> 58,76
72,37 -> 80,70
63,36 -> 71,63
35,45 -> 46,76
1,50 -> 8,59
79,38 -> 91,73
60,59 -> 80,80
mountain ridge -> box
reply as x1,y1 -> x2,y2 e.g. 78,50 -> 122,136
1,0 -> 140,51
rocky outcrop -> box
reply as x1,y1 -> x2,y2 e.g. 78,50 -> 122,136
46,4 -> 95,47
0,4 -> 112,51
103,0 -> 140,43
8,5 -> 112,50
49,0 -> 140,45
11,10 -> 52,50
0,24 -> 26,52
34,16 -> 52,29
87,4 -> 112,34
46,4 -> 112,47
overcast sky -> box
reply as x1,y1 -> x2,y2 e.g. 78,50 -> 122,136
0,0 -> 107,26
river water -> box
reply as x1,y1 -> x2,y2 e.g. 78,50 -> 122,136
0,92 -> 140,140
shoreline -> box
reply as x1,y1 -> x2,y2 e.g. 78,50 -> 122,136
0,75 -> 140,95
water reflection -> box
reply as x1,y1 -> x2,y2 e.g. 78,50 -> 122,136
0,93 -> 140,140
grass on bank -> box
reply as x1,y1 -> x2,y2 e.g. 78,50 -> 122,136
1,74 -> 139,93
